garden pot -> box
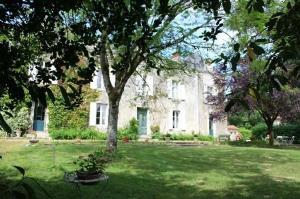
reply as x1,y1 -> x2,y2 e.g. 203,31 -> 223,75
29,139 -> 39,144
76,171 -> 102,185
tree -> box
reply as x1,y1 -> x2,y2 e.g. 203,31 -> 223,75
68,0 -> 234,151
0,0 -> 95,133
208,62 -> 300,145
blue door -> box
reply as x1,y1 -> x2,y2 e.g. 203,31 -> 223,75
137,108 -> 147,135
33,105 -> 45,131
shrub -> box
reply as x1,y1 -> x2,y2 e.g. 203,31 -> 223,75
238,127 -> 252,140
170,134 -> 194,141
2,107 -> 31,136
251,123 -> 300,143
151,131 -> 161,139
150,125 -> 161,139
251,123 -> 267,139
49,128 -> 106,140
161,133 -> 171,140
196,135 -> 214,141
118,118 -> 139,140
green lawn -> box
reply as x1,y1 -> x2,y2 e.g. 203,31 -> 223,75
1,140 -> 300,199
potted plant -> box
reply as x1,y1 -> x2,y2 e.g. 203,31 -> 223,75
29,131 -> 39,144
73,151 -> 110,184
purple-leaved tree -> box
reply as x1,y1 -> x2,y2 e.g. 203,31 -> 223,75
207,62 -> 300,145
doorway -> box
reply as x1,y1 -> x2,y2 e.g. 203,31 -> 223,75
33,104 -> 45,131
137,108 -> 147,135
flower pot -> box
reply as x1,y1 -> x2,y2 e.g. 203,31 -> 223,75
76,171 -> 102,185
29,139 -> 39,144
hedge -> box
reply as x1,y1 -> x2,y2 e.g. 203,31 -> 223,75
49,128 -> 107,140
252,123 -> 300,143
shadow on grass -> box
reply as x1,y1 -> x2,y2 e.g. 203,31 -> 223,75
1,169 -> 300,199
1,142 -> 300,199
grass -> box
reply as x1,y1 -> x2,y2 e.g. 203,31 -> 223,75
1,139 -> 300,199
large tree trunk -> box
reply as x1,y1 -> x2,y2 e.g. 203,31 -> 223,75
267,123 -> 274,146
106,96 -> 121,151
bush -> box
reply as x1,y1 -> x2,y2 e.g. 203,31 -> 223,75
118,118 -> 139,140
196,135 -> 214,141
49,128 -> 106,140
251,123 -> 300,143
150,125 -> 161,139
238,127 -> 252,140
2,107 -> 31,136
170,134 -> 194,141
251,123 -> 267,139
161,133 -> 171,140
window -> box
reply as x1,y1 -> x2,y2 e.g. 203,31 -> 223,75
172,110 -> 180,129
136,76 -> 145,96
172,80 -> 179,99
97,71 -> 104,89
96,103 -> 107,125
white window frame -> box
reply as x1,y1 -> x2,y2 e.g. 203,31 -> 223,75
172,110 -> 180,129
96,71 -> 104,90
172,80 -> 179,99
96,103 -> 107,125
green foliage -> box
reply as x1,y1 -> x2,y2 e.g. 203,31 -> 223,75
49,128 -> 106,140
48,101 -> 88,130
251,123 -> 267,139
1,107 -> 31,136
251,123 -> 300,143
159,133 -> 214,141
229,111 -> 263,129
74,151 -> 110,174
196,135 -> 214,141
0,165 -> 52,199
150,125 -> 161,139
118,118 -> 139,140
48,86 -> 99,131
238,127 -> 252,140
170,134 -> 195,141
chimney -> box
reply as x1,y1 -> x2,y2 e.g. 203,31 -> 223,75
171,52 -> 180,62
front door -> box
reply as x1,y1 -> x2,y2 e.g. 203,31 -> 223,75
137,108 -> 147,135
33,104 -> 45,131
209,115 -> 214,136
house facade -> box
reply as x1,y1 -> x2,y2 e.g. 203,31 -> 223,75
30,54 -> 227,138
88,54 -> 227,137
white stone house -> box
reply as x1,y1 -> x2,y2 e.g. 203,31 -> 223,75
88,54 -> 227,137
30,54 -> 227,138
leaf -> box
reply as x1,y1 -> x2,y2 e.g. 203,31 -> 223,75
46,88 -> 55,103
225,100 -> 235,112
222,0 -> 231,14
59,86 -> 71,107
255,38 -> 267,43
233,43 -> 240,52
250,42 -> 265,55
68,84 -> 78,94
247,46 -> 256,61
266,17 -> 278,31
0,112 -> 12,133
22,182 -> 36,199
248,88 -> 257,98
230,52 -> 240,71
13,166 -> 25,177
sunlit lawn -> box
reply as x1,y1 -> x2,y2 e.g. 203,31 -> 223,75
1,139 -> 300,199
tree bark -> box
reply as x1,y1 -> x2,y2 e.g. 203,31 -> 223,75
106,96 -> 121,151
267,123 -> 274,146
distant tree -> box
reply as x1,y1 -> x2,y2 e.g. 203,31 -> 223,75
208,62 -> 300,145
